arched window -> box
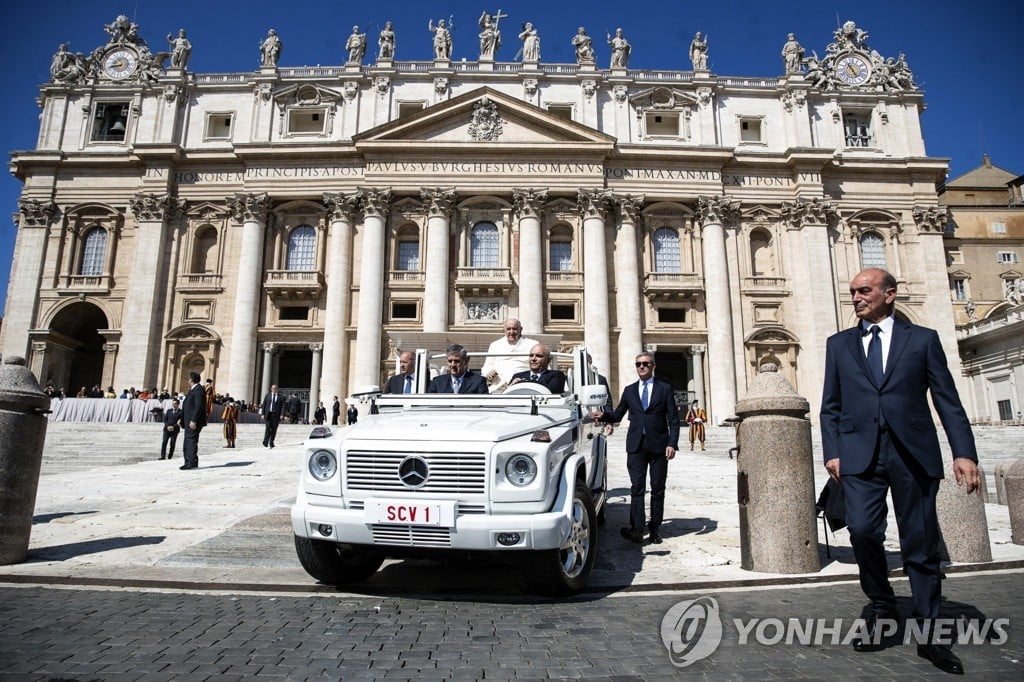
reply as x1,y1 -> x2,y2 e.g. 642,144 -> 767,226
859,231 -> 887,270
192,226 -> 218,273
653,227 -> 680,273
749,228 -> 773,276
549,225 -> 573,272
286,225 -> 316,271
79,227 -> 107,276
396,226 -> 420,271
470,222 -> 499,267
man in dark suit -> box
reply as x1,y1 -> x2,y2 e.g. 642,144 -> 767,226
180,372 -> 206,470
260,384 -> 284,448
821,268 -> 980,674
427,344 -> 489,394
509,343 -> 566,393
160,398 -> 183,460
331,396 -> 340,425
286,393 -> 302,423
386,350 -> 417,393
597,352 -> 679,544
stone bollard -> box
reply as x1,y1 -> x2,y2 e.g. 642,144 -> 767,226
936,459 -> 991,563
1006,459 -> 1024,545
0,356 -> 51,564
995,462 -> 1009,506
734,362 -> 819,573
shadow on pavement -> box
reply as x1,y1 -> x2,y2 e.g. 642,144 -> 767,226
32,510 -> 98,524
27,535 -> 165,562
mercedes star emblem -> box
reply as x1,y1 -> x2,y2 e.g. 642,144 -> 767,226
398,456 -> 429,488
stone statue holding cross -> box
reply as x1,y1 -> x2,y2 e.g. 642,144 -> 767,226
479,9 -> 506,59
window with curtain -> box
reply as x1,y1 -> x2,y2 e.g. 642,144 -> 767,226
397,239 -> 420,270
79,227 -> 107,276
549,241 -> 572,271
470,222 -> 499,267
653,227 -> 681,273
286,225 -> 316,270
859,231 -> 887,270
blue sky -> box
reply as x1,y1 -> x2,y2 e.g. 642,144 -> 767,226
1,0 -> 1022,317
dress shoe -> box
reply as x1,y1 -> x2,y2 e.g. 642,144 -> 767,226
852,610 -> 899,652
649,530 -> 663,544
620,527 -> 644,543
918,644 -> 963,674
159,456 -> 166,460
179,464 -> 197,470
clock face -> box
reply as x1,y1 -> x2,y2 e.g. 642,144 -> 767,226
836,54 -> 870,86
103,49 -> 138,80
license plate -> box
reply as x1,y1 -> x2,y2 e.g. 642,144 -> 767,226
364,499 -> 456,527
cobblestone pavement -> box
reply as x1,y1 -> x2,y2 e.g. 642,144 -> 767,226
1,570 -> 1021,680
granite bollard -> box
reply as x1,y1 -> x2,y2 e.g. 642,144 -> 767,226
734,362 -> 819,573
995,461 -> 1009,506
936,459 -> 991,562
1005,458 -> 1024,545
0,356 -> 51,564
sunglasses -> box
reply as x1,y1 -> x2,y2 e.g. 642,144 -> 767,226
635,361 -> 653,368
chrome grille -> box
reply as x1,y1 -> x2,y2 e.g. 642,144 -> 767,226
346,450 -> 487,494
371,524 -> 452,547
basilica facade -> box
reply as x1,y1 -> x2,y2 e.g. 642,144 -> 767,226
3,16 -> 962,424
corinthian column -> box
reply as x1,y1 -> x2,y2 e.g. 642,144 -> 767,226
1,200 -> 56,359
697,195 -> 740,424
118,193 -> 183,388
612,194 -> 644,389
226,192 -> 271,402
578,189 -> 611,374
353,188 -> 392,389
320,192 -> 359,399
513,188 -> 548,335
421,187 -> 456,333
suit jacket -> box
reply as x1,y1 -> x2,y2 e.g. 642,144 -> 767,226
182,383 -> 207,428
426,370 -> 489,394
603,378 -> 680,453
511,369 -> 567,393
261,392 -> 285,420
596,374 -> 613,413
162,407 -> 183,433
820,318 -> 977,478
331,400 -> 341,418
386,373 -> 415,394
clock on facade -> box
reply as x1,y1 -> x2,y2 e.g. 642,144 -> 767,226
835,54 -> 870,86
102,49 -> 139,80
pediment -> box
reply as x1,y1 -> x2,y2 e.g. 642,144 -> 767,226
354,87 -> 615,149
186,202 -> 231,221
742,204 -> 781,222
629,86 -> 698,110
273,83 -> 344,107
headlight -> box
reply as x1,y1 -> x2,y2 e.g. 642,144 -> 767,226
505,454 -> 538,487
308,449 -> 337,481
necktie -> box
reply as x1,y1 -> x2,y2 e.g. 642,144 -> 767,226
453,377 -> 461,393
867,325 -> 884,385
641,381 -> 649,410
531,373 -> 539,382
403,376 -> 412,394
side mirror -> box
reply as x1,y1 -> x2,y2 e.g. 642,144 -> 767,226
578,384 -> 608,409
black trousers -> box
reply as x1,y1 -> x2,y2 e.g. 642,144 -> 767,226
843,429 -> 942,619
182,425 -> 201,467
263,415 -> 280,446
160,428 -> 178,458
625,441 -> 669,533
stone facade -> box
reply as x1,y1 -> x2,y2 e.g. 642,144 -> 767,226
3,16 -> 961,424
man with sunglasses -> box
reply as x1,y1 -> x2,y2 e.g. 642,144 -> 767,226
509,343 -> 566,393
596,352 -> 680,544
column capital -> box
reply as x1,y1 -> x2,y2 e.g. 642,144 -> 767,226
577,188 -> 612,219
512,188 -> 548,219
420,187 -> 457,217
781,196 -> 837,229
696,195 -> 741,226
103,342 -> 119,354
359,188 -> 392,218
228,192 -> 272,223
611,193 -> 644,225
690,344 -> 706,355
262,342 -> 277,353
130,192 -> 184,222
14,199 -> 58,228
308,343 -> 323,352
912,204 -> 950,233
322,192 -> 360,222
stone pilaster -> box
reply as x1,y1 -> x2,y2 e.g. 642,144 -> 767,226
421,187 -> 456,333
578,189 -> 612,375
309,342 -> 323,416
260,342 -> 276,399
320,192 -> 359,400
226,192 -> 271,401
1,200 -> 56,359
353,188 -> 391,389
611,193 -> 644,390
690,344 -> 706,410
513,188 -> 548,336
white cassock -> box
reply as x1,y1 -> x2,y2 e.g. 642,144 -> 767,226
480,336 -> 538,393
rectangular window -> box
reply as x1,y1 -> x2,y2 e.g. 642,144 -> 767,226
952,279 -> 967,301
391,302 -> 418,319
997,251 -> 1019,264
992,222 -> 1007,234
91,102 -> 129,142
288,108 -> 327,134
397,241 -> 419,271
547,104 -> 573,121
740,118 -> 763,142
397,101 -> 426,119
997,399 -> 1013,421
205,113 -> 233,139
657,307 -> 686,323
646,112 -> 679,137
549,242 -> 572,271
843,112 -> 872,147
279,306 -> 309,321
549,303 -> 576,321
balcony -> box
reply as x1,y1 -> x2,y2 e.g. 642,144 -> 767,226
545,270 -> 583,290
455,267 -> 513,297
643,272 -> 702,302
178,273 -> 224,293
263,269 -> 325,299
61,274 -> 111,294
388,270 -> 425,290
742,276 -> 787,292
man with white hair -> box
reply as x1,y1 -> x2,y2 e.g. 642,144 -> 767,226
480,318 -> 538,392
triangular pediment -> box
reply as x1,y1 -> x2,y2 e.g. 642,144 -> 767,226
354,87 -> 615,149
273,83 -> 344,106
629,86 -> 698,110
186,202 -> 231,220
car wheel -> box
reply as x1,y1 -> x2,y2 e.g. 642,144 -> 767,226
523,481 -> 597,596
294,535 -> 384,585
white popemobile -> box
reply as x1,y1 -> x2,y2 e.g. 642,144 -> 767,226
291,347 -> 609,595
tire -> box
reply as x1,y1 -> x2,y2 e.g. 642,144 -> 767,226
294,535 -> 384,585
523,481 -> 598,596
595,463 -> 608,525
